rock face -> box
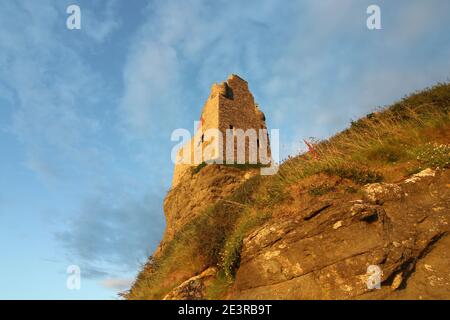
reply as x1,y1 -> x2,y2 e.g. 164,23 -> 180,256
163,268 -> 217,300
157,164 -> 258,253
229,169 -> 450,299
362,183 -> 403,204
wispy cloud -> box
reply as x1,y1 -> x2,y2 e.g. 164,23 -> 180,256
118,0 -> 450,156
100,278 -> 134,291
119,40 -> 180,136
0,0 -> 164,285
0,1 -> 106,183
56,191 -> 164,276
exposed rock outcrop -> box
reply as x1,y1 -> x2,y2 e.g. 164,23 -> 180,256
229,169 -> 449,299
163,267 -> 218,300
156,164 -> 258,255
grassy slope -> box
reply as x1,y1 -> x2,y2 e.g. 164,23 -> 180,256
125,83 -> 450,300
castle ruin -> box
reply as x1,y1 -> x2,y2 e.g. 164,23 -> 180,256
172,74 -> 271,187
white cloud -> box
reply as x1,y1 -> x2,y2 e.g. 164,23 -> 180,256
0,0 -> 164,286
0,1 -> 109,183
117,0 -> 288,138
56,191 -> 164,274
120,41 -> 180,135
117,0 -> 450,158
383,0 -> 450,49
100,278 -> 134,291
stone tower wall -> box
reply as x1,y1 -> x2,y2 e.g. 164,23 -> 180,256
217,75 -> 269,163
171,74 -> 270,188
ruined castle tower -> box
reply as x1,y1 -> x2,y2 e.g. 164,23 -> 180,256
172,74 -> 270,187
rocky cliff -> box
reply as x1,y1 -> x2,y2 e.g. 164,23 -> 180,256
126,83 -> 450,300
230,168 -> 450,299
156,164 -> 258,256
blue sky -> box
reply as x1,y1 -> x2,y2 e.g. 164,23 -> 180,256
0,0 -> 449,299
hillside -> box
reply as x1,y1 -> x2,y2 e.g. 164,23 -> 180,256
125,83 -> 450,300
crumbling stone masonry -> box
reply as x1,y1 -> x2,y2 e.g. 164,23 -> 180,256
172,74 -> 270,187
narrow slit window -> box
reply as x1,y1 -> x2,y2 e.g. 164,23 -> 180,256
229,125 -> 235,136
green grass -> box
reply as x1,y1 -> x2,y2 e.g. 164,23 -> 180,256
365,142 -> 408,163
409,142 -> 450,169
219,209 -> 271,280
266,83 -> 450,202
345,186 -> 358,194
309,184 -> 335,196
323,166 -> 383,185
191,162 -> 207,174
192,162 -> 268,175
221,163 -> 269,170
204,271 -> 233,300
